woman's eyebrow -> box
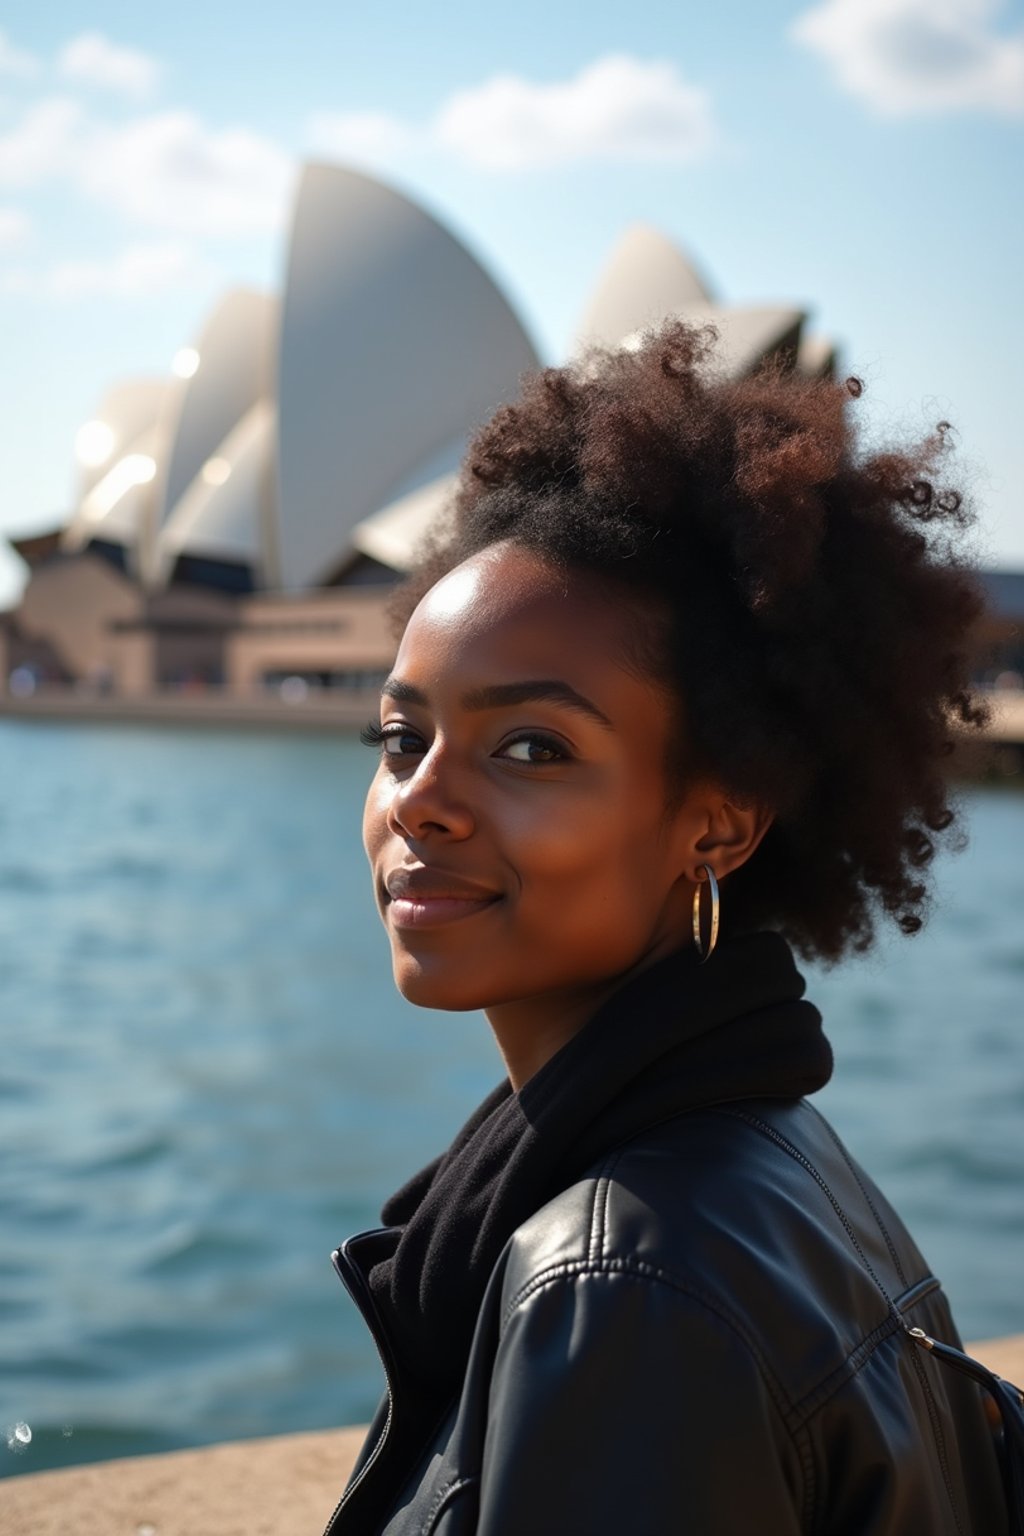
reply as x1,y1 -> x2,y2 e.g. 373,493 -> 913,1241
381,677 -> 427,706
380,677 -> 613,730
463,680 -> 614,729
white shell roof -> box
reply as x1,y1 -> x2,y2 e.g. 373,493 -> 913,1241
62,423 -> 163,560
344,307 -> 803,580
576,227 -> 810,382
152,400 -> 275,583
55,164 -> 835,598
275,163 -> 540,590
63,380 -> 166,555
575,224 -> 715,351
643,301 -> 805,378
73,379 -> 166,501
142,289 -> 277,583
796,333 -> 838,378
350,470 -> 459,573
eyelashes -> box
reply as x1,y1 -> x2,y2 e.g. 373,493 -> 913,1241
499,734 -> 567,764
360,720 -> 571,765
360,720 -> 425,758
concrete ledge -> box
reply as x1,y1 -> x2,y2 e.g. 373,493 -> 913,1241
5,1337 -> 1023,1535
3,1424 -> 369,1536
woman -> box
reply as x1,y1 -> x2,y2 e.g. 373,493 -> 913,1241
326,324 -> 1009,1534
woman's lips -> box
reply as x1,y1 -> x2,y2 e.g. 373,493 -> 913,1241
386,894 -> 501,929
383,868 -> 502,929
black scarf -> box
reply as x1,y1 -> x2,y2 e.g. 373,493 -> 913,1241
368,931 -> 832,1401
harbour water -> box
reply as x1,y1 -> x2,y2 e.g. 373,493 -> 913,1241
1,720 -> 1022,1478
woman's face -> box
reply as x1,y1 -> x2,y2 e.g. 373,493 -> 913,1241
362,541 -> 705,1020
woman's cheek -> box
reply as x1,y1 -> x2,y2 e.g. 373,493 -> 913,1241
362,774 -> 390,860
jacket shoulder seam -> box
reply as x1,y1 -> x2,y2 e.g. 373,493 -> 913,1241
810,1103 -> 909,1289
501,1256 -> 813,1516
787,1309 -> 906,1426
502,1255 -> 795,1420
587,1144 -> 626,1265
710,1106 -> 898,1311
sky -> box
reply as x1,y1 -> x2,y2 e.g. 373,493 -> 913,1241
1,0 -> 1022,608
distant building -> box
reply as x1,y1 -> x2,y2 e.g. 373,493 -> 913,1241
3,161 -> 838,706
975,571 -> 1024,687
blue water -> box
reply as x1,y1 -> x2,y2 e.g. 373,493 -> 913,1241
1,720 -> 1022,1479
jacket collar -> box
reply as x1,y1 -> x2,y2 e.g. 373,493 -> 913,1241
343,932 -> 830,1404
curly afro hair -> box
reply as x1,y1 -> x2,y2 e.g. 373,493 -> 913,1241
392,322 -> 988,963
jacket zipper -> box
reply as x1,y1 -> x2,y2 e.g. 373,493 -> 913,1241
322,1231 -> 400,1536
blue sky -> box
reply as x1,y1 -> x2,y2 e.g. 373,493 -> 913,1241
1,0 -> 1022,607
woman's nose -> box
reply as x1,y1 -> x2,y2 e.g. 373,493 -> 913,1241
386,747 -> 475,842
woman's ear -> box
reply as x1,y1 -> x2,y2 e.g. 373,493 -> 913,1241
675,784 -> 774,884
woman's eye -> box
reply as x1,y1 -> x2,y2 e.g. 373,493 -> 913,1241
359,720 -> 425,757
499,735 -> 566,765
381,728 -> 424,757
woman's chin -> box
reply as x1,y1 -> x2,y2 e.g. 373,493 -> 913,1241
391,953 -> 494,1013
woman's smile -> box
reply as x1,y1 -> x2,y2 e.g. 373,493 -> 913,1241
386,894 -> 502,928
383,865 -> 503,927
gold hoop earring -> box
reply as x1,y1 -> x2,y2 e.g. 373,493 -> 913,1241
692,863 -> 720,963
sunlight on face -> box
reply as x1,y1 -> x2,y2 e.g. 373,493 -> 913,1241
418,561 -> 487,623
362,542 -> 701,1021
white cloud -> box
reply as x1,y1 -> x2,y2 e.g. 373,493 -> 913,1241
0,97 -> 82,187
81,111 -> 294,236
0,29 -> 38,79
0,98 -> 294,237
792,0 -> 1024,116
1,240 -> 208,299
306,110 -> 414,167
48,241 -> 204,297
303,55 -> 714,173
57,32 -> 160,101
0,204 -> 30,248
435,55 -> 713,169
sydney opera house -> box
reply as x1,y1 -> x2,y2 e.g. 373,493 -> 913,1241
1,160 -> 845,712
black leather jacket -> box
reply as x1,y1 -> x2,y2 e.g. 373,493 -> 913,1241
326,1095 -> 1005,1535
